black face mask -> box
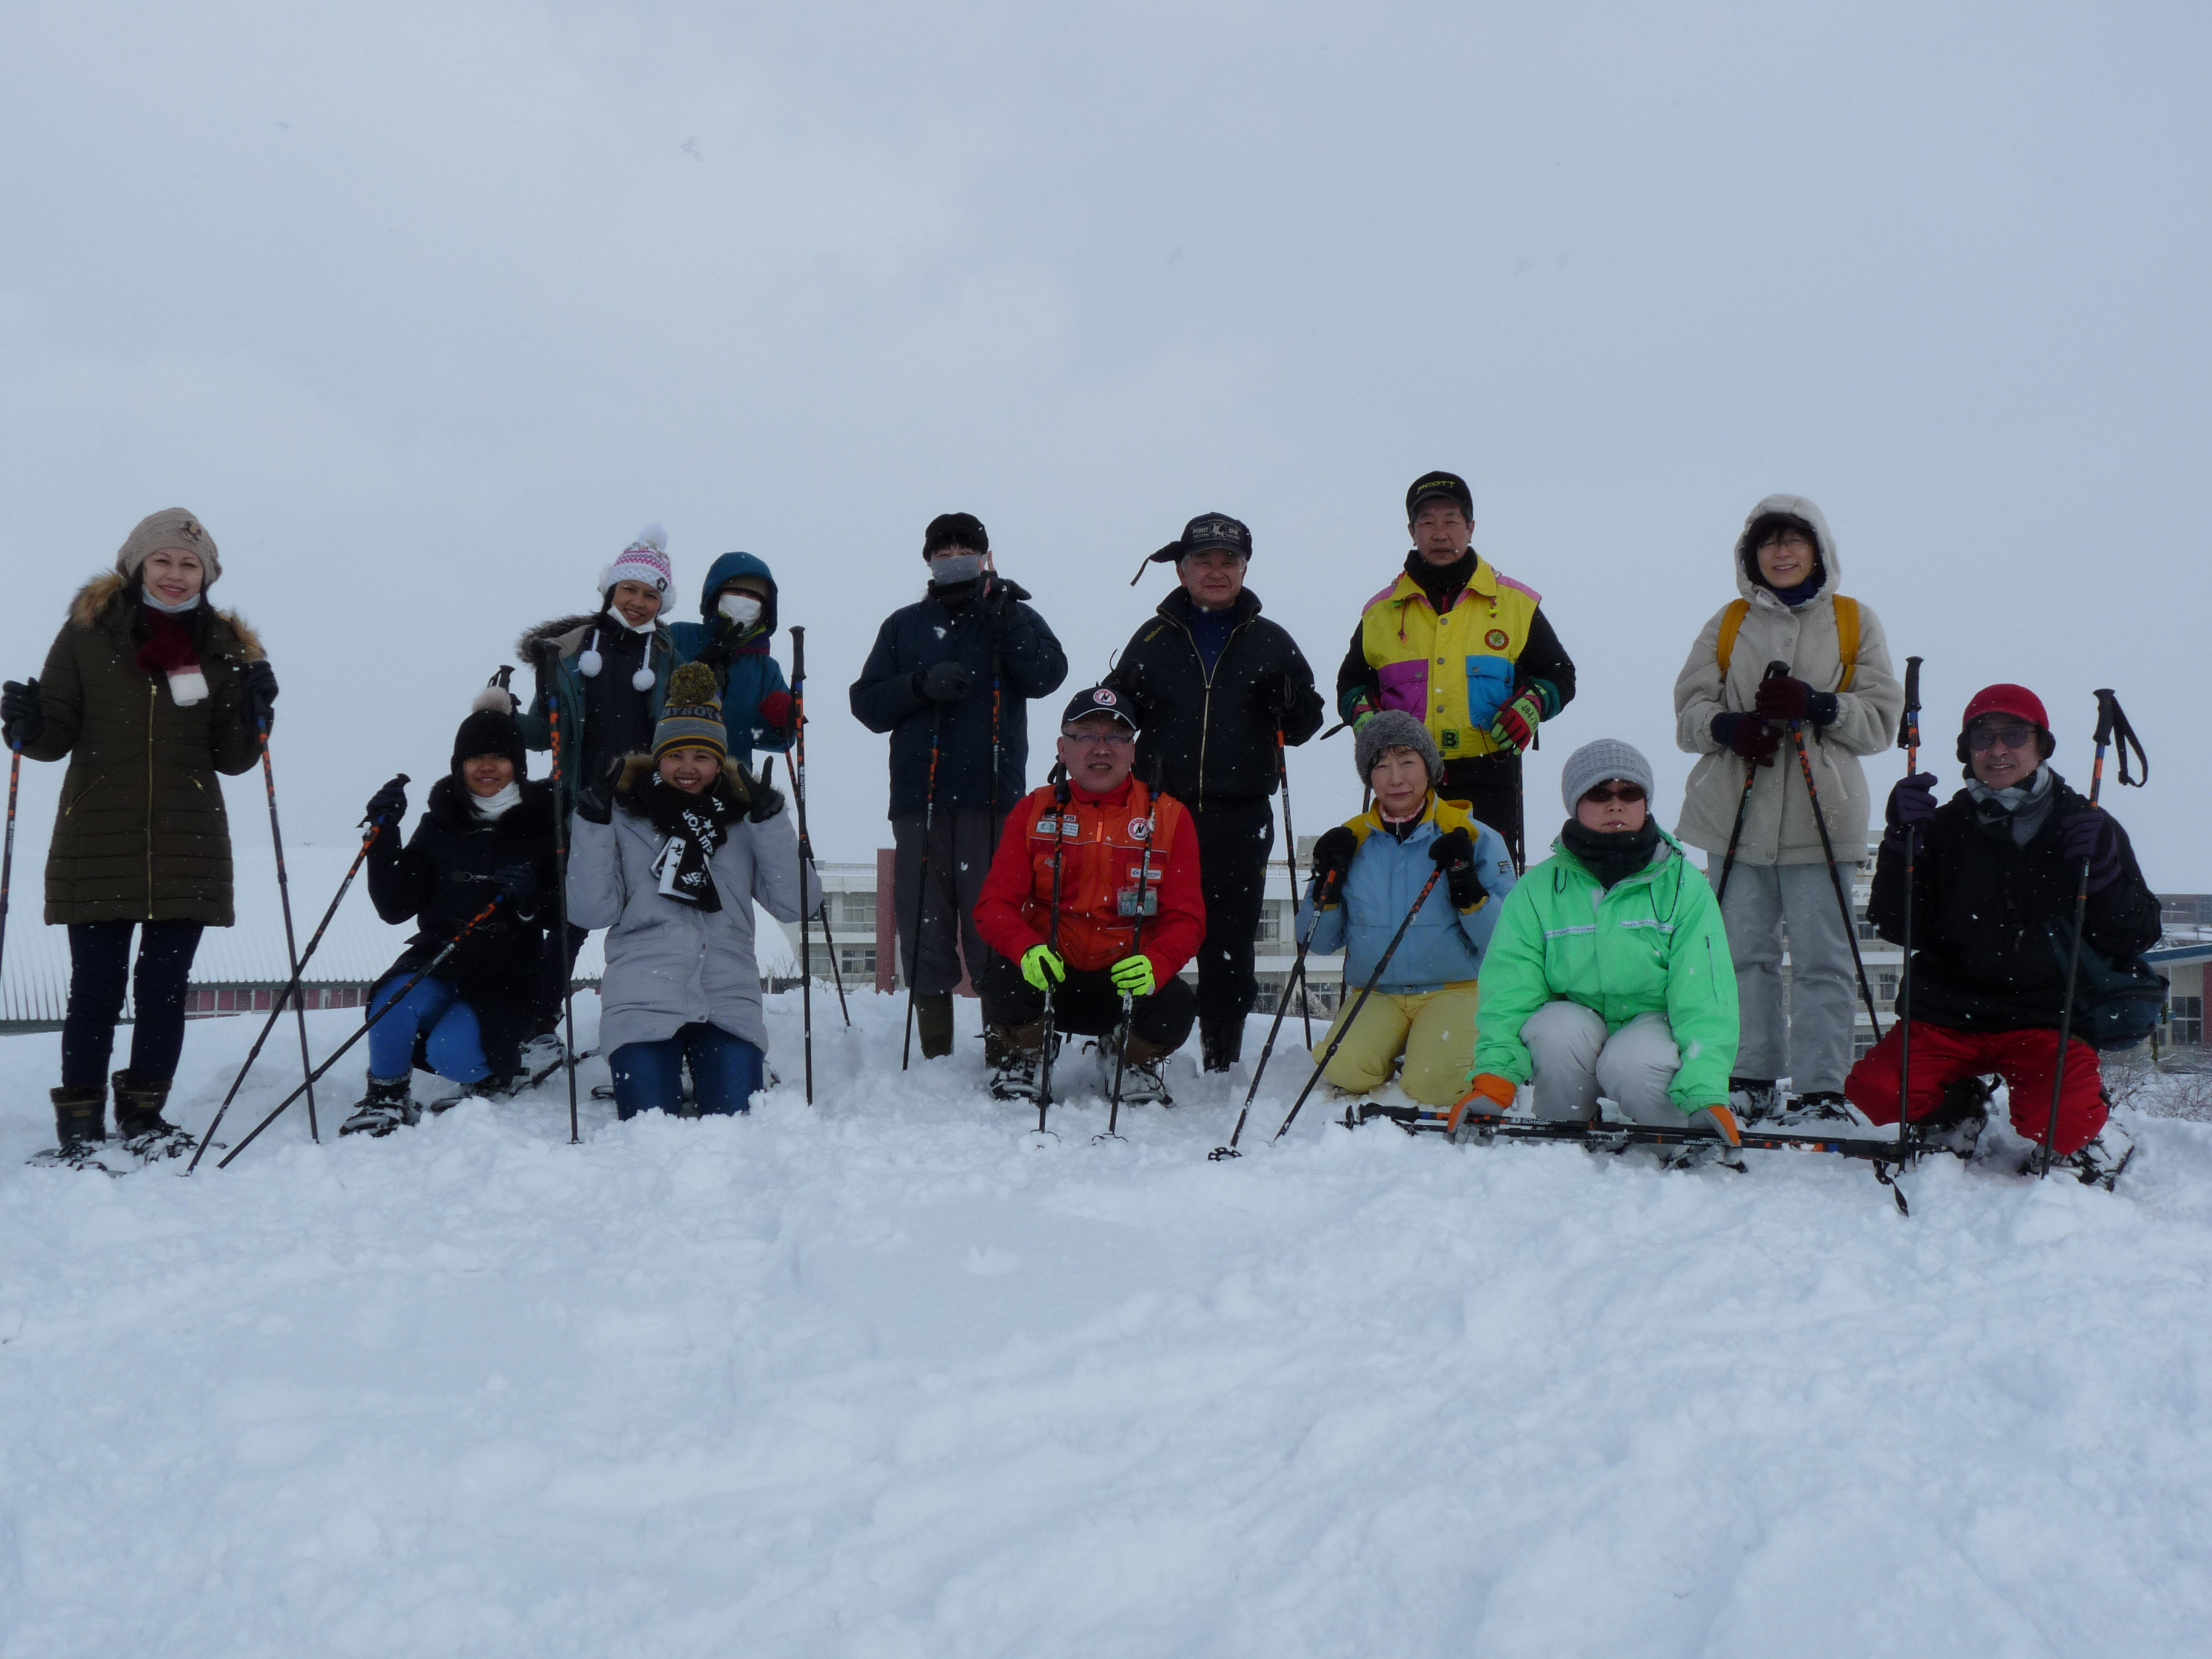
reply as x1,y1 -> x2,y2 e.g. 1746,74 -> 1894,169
1560,818 -> 1661,889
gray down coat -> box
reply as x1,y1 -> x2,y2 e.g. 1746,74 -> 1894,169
1672,495 -> 1903,867
566,759 -> 818,1056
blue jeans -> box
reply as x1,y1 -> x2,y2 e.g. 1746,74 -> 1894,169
366,975 -> 489,1084
609,1024 -> 764,1119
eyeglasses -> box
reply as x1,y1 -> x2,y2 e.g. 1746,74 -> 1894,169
1064,728 -> 1134,747
1966,724 -> 2036,752
1580,783 -> 1646,804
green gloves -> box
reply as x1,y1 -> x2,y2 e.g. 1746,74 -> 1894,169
1021,944 -> 1067,992
1109,955 -> 1157,997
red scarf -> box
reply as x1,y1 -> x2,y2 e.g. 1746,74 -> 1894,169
135,609 -> 209,705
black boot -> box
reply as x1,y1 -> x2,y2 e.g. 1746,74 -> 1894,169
916,992 -> 956,1060
50,1084 -> 106,1151
110,1070 -> 178,1139
341,1075 -> 418,1137
1199,1015 -> 1244,1074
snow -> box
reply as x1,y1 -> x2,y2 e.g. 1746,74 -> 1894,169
3,991 -> 2210,1657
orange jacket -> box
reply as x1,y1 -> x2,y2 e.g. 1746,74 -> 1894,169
974,776 -> 1205,977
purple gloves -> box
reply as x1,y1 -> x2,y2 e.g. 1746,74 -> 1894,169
1884,773 -> 1937,849
2061,811 -> 2123,892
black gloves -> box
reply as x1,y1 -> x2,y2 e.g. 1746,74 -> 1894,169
914,662 -> 973,703
575,760 -> 617,826
492,863 -> 539,905
1265,670 -> 1304,725
1429,825 -> 1481,910
1754,675 -> 1839,727
2061,811 -> 2124,893
746,779 -> 786,823
1310,826 -> 1358,904
363,774 -> 409,828
979,579 -> 1020,625
241,661 -> 280,732
1713,712 -> 1781,766
1,678 -> 42,749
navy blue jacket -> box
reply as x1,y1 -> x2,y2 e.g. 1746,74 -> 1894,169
848,577 -> 1067,819
667,551 -> 794,770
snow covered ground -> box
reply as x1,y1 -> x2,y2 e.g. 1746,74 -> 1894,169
3,990 -> 2209,1658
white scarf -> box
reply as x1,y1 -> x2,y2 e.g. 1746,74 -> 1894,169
471,782 -> 523,820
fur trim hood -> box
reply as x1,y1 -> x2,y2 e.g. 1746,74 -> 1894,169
69,571 -> 264,661
611,752 -> 758,813
515,611 -> 672,668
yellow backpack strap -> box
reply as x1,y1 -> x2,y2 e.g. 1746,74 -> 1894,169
1832,595 -> 1861,692
1714,599 -> 1749,681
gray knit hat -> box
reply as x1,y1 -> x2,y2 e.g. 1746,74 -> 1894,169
116,508 -> 221,588
1560,739 -> 1655,813
1355,709 -> 1443,785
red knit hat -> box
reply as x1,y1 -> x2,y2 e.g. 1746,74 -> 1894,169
1957,683 -> 2054,768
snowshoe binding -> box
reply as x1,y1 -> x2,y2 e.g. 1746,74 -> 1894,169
1099,1030 -> 1174,1108
1728,1077 -> 1780,1125
988,1024 -> 1055,1102
341,1075 -> 420,1138
109,1070 -> 196,1162
1776,1089 -> 1856,1129
2026,1121 -> 2135,1190
1913,1076 -> 1993,1160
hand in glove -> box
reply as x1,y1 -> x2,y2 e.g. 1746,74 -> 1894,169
1428,825 -> 1483,910
1267,671 -> 1305,725
1108,954 -> 1158,998
241,661 -> 280,732
492,863 -> 538,905
1488,691 -> 1543,756
1713,711 -> 1781,766
757,689 -> 795,734
1,677 -> 42,749
1689,1104 -> 1743,1147
1883,773 -> 1938,848
2060,809 -> 2123,892
1753,675 -> 1838,726
746,778 -> 786,823
1310,825 -> 1358,904
979,578 -> 1021,625
1447,1072 -> 1520,1133
362,774 -> 410,828
914,661 -> 973,703
575,759 -> 618,826
1020,944 -> 1067,993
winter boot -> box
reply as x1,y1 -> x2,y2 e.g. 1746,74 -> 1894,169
1915,1076 -> 1992,1159
987,1022 -> 1054,1101
1777,1089 -> 1855,1128
915,992 -> 956,1061
341,1075 -> 419,1137
1728,1076 -> 1780,1125
1099,1030 -> 1175,1108
1199,1015 -> 1244,1074
110,1071 -> 180,1140
50,1084 -> 106,1151
2030,1120 -> 2136,1190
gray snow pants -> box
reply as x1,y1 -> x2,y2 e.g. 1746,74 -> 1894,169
891,806 -> 1005,997
1523,1002 -> 1700,1127
1720,860 -> 1857,1094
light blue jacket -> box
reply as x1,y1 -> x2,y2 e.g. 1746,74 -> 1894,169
1296,797 -> 1518,993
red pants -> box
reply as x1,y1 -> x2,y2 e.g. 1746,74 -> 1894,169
1846,1022 -> 2107,1156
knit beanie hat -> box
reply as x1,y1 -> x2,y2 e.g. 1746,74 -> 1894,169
1560,739 -> 1655,813
598,523 -> 674,602
1355,710 -> 1443,785
651,662 -> 728,762
922,512 -> 988,558
452,685 -> 528,779
116,508 -> 222,588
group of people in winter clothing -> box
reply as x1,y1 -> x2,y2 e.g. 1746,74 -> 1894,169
0,482 -> 2159,1186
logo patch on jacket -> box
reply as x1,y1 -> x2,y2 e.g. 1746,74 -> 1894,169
1127,817 -> 1151,841
1486,628 -> 1509,650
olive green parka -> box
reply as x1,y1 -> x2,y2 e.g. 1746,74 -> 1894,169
25,572 -> 265,925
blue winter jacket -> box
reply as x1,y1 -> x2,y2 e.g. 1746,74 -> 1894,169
1296,796 -> 1518,993
667,551 -> 794,772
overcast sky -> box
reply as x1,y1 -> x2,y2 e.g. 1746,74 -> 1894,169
2,2 -> 2207,900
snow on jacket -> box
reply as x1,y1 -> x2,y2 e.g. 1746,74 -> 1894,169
1472,828 -> 1738,1111
666,551 -> 794,769
848,577 -> 1068,819
1101,588 -> 1324,811
973,776 -> 1205,979
1295,797 -> 1517,993
566,759 -> 817,1056
1672,495 -> 1903,866
1868,774 -> 2160,1033
515,614 -> 679,799
25,572 -> 264,925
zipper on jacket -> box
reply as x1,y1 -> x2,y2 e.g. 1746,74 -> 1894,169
1178,612 -> 1253,815
146,679 -> 157,919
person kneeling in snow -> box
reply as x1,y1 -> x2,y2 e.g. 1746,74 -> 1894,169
972,687 -> 1205,1107
1845,685 -> 2157,1182
1296,712 -> 1516,1107
566,663 -> 816,1120
1460,740 -> 1744,1164
345,689 -> 559,1136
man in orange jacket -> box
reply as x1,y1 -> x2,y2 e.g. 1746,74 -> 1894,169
973,686 -> 1206,1106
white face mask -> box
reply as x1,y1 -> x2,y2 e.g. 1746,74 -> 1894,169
718,592 -> 763,626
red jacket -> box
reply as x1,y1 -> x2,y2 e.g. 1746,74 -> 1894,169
975,776 -> 1205,978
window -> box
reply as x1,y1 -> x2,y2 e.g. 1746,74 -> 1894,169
1877,971 -> 1899,1004
2172,995 -> 2204,1047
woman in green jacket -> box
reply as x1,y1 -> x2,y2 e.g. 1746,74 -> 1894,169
1463,739 -> 1743,1156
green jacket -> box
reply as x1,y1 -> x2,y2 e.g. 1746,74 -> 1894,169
1472,828 -> 1738,1111
26,573 -> 265,925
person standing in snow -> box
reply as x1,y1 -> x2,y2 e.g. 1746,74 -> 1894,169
972,688 -> 1205,1106
1295,712 -> 1516,1107
1671,497 -> 1903,1126
1,509 -> 278,1153
1334,471 -> 1576,868
668,550 -> 796,773
515,525 -> 682,1048
849,512 -> 1068,1062
1844,685 -> 2157,1183
566,663 -> 816,1118
343,690 -> 560,1135
1460,740 -> 1744,1166
1102,512 -> 1324,1073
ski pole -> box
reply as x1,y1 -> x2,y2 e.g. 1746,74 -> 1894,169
1272,865 -> 1444,1142
1770,662 -> 1885,1044
1212,863 -> 1341,1159
0,744 -> 19,1024
258,720 -> 321,1142
548,683 -> 580,1145
1894,657 -> 1922,1170
186,791 -> 406,1173
2037,688 -> 2147,1176
1715,662 -> 1790,905
786,629 -> 849,1032
1101,771 -> 1164,1142
216,896 -> 507,1168
1276,728 -> 1313,1047
900,702 -> 945,1071
1034,770 -> 1072,1134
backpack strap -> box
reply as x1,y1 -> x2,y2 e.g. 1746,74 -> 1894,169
1834,595 -> 1860,692
1714,599 -> 1749,680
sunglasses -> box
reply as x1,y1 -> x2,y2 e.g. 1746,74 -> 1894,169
1966,724 -> 2036,752
1581,782 -> 1646,805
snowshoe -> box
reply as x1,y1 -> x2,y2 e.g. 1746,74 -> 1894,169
1913,1076 -> 1992,1159
1099,1031 -> 1174,1108
1728,1077 -> 1780,1125
28,1086 -> 124,1174
988,1024 -> 1054,1101
1775,1090 -> 1855,1129
2025,1121 -> 2135,1190
1659,1138 -> 1748,1174
340,1076 -> 419,1138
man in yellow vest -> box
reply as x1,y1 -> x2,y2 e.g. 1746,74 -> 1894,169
1335,471 -> 1576,868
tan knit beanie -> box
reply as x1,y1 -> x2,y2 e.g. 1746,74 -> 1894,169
115,508 -> 222,588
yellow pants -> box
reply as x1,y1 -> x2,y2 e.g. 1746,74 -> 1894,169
1311,984 -> 1481,1108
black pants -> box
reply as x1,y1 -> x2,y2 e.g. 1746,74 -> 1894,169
62,920 -> 206,1089
1191,798 -> 1276,1025
892,805 -> 1006,997
1441,751 -> 1526,870
977,953 -> 1198,1050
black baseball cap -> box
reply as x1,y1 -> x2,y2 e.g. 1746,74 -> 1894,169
1178,512 -> 1252,558
1060,685 -> 1138,731
1406,471 -> 1473,521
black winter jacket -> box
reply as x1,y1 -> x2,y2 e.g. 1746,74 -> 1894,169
1102,588 -> 1325,811
366,776 -> 560,1072
848,577 -> 1068,819
1868,774 -> 2160,1033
